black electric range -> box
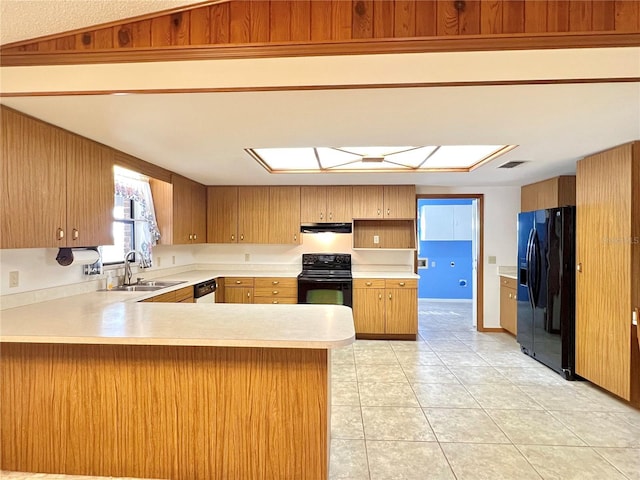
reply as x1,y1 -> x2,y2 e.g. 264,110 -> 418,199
297,253 -> 353,307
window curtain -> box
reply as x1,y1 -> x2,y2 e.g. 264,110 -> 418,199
114,171 -> 161,266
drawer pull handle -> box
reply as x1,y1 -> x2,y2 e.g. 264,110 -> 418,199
272,281 -> 279,285
247,292 -> 250,298
273,300 -> 278,304
365,282 -> 372,286
240,234 -> 244,241
72,229 -> 79,240
193,234 -> 197,240
399,282 -> 406,286
272,291 -> 279,295
388,294 -> 392,300
294,234 -> 297,242
378,293 -> 382,300
320,212 -> 324,220
57,228 -> 65,240
235,280 -> 242,284
231,234 -> 235,241
387,208 -> 390,216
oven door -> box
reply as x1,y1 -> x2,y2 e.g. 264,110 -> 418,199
297,278 -> 352,308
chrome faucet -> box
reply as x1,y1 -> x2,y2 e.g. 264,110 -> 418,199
123,250 -> 150,286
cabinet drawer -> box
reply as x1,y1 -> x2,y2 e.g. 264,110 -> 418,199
254,277 -> 297,289
354,279 -> 385,289
254,286 -> 298,298
253,297 -> 298,305
226,277 -> 254,287
384,279 -> 417,289
500,276 -> 517,289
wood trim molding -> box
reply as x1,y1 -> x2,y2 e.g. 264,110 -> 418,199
2,77 -> 638,99
2,32 -> 639,67
416,193 -> 485,332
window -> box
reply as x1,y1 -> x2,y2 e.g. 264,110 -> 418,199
101,167 -> 161,266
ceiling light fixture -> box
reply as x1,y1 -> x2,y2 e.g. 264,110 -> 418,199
246,145 -> 517,174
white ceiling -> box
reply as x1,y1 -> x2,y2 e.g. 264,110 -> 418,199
1,1 -> 639,188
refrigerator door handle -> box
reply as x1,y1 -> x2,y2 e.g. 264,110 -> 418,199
531,229 -> 542,308
526,228 -> 535,309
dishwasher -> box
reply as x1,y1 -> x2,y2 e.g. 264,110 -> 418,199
194,278 -> 217,303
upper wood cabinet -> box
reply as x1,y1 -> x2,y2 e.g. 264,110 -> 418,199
238,186 -> 270,244
171,174 -> 207,244
269,187 -> 301,244
207,186 -> 238,243
1,106 -> 113,249
352,185 -> 416,219
575,142 -> 639,406
300,186 -> 352,223
520,175 -> 576,212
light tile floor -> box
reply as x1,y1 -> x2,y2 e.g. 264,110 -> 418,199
330,299 -> 640,480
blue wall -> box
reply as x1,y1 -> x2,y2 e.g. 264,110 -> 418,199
418,198 -> 473,300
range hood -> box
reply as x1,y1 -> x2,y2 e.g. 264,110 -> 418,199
300,223 -> 352,234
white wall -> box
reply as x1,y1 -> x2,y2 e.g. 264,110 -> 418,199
0,234 -> 412,299
417,186 -> 521,328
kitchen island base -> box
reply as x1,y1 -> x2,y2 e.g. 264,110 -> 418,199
1,343 -> 329,480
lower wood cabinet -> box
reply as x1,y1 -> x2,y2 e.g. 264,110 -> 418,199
223,277 -> 255,304
353,278 -> 417,339
499,276 -> 517,335
139,286 -> 194,303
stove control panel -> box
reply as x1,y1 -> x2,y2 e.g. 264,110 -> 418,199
302,253 -> 351,269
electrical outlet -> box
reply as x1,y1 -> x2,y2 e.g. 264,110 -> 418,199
488,256 -> 497,264
373,235 -> 380,244
9,271 -> 19,288
245,253 -> 251,262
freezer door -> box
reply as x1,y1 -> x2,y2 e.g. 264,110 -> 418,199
516,211 -> 535,353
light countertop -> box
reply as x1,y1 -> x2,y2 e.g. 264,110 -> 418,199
0,268 -> 356,349
498,266 -> 517,279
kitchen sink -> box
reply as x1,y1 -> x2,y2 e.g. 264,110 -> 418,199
100,280 -> 187,292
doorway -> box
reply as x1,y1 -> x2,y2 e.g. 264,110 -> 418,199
416,194 -> 484,331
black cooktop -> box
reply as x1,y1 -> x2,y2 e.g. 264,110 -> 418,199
298,253 -> 352,279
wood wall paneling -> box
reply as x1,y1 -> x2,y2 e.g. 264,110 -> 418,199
230,1 -> 251,43
394,0 -> 416,37
271,1 -> 292,42
310,1 -> 333,41
210,3 -> 231,44
250,1 -> 271,42
437,0 -> 459,35
547,0 -> 570,32
373,0 -> 395,38
290,0 -> 311,41
0,343 -> 329,479
190,6 -> 212,44
459,0 -> 481,35
151,15 -> 172,46
502,0 -> 525,34
94,27 -> 115,49
592,0 -> 615,31
524,0 -> 548,33
481,0 -> 503,34
569,0 -> 593,32
414,0 -> 437,36
332,0 -> 353,40
615,0 -> 640,32
352,0 -> 374,39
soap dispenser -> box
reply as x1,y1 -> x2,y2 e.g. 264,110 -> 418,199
106,271 -> 114,290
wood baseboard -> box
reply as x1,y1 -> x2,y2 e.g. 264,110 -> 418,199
356,333 -> 417,341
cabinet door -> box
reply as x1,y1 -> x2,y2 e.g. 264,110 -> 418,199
171,175 -> 195,244
352,186 -> 383,219
300,186 -> 326,223
326,186 -> 352,222
385,288 -> 417,334
66,135 -> 114,247
353,288 -> 386,334
225,287 -> 253,304
422,205 -> 454,240
1,107 -> 67,248
238,187 -> 270,243
384,185 -> 415,219
453,204 -> 473,241
575,143 -> 637,401
269,186 -> 301,244
191,182 -> 207,244
499,285 -> 517,335
207,186 -> 238,243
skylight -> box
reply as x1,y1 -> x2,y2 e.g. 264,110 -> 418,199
246,145 -> 516,173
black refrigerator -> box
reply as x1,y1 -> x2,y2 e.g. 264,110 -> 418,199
516,206 -> 576,379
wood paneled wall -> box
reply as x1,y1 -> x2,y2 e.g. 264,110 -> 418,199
3,0 -> 639,55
